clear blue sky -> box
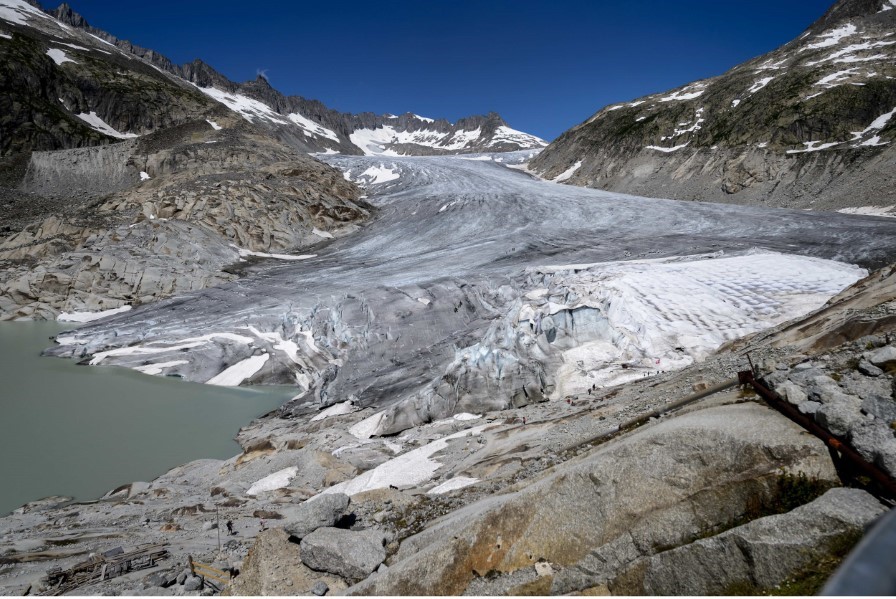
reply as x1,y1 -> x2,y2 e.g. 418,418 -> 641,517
39,0 -> 836,140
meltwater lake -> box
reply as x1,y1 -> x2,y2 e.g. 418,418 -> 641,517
0,322 -> 295,516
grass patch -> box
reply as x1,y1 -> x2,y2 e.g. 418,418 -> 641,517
766,530 -> 862,596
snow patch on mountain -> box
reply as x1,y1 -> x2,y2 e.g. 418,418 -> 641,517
646,142 -> 690,152
319,424 -> 491,496
0,0 -> 51,26
815,67 -> 860,87
489,125 -> 547,148
350,125 -> 485,155
46,47 -> 76,65
748,76 -> 774,94
232,245 -> 317,261
804,23 -> 858,50
659,83 -> 707,102
786,140 -> 842,153
197,86 -> 288,125
661,108 -> 704,140
75,111 -> 137,139
58,305 -> 132,322
805,38 -> 895,66
552,160 -> 581,182
287,112 -> 339,141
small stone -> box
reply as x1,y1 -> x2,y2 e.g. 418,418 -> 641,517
311,581 -> 329,596
176,571 -> 188,585
797,401 -> 822,415
201,521 -> 217,531
535,561 -> 555,577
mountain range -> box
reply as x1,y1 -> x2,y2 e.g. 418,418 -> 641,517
0,0 -> 545,161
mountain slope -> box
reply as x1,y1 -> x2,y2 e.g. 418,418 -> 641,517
0,0 -> 371,320
530,0 -> 896,211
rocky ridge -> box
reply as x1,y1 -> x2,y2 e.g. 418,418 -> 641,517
530,0 -> 896,211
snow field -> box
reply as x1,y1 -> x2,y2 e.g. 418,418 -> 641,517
57,305 -> 132,322
247,466 -> 298,496
206,354 -> 270,386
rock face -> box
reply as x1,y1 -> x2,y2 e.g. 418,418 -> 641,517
530,0 -> 896,210
637,488 -> 886,595
348,403 -> 839,595
299,527 -> 386,583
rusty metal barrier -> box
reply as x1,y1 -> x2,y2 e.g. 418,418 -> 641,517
738,368 -> 896,502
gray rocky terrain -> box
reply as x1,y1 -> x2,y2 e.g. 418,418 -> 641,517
530,0 -> 896,211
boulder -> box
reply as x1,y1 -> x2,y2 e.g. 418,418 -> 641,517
867,346 -> 896,369
221,529 -> 347,596
815,394 -> 865,437
183,575 -> 203,592
776,381 -> 807,405
858,360 -> 884,377
850,424 -> 896,478
346,403 -> 837,595
636,488 -> 886,595
143,571 -> 171,588
300,527 -> 386,582
283,493 -> 350,539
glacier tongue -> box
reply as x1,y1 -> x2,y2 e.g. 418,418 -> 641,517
48,153 -> 896,437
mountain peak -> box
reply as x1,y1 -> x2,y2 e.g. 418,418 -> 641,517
809,0 -> 893,32
50,2 -> 89,28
